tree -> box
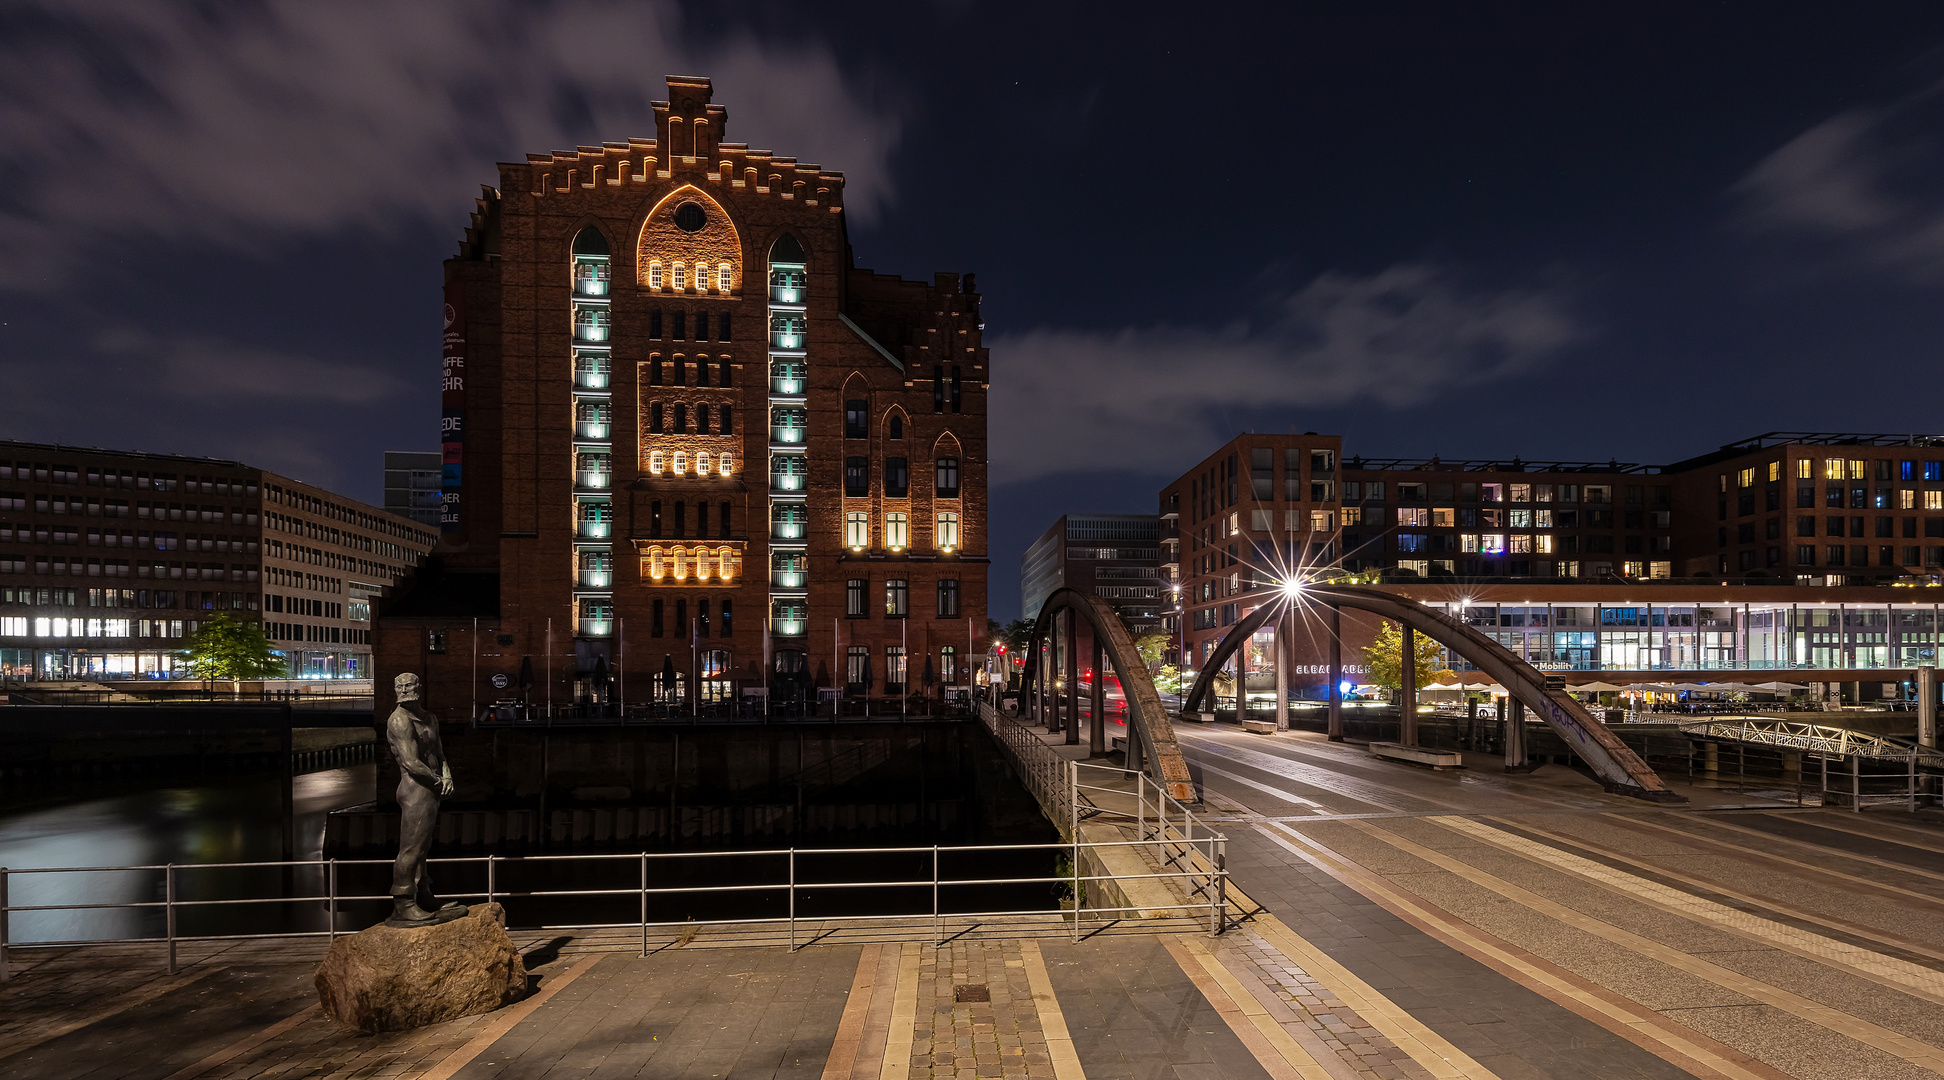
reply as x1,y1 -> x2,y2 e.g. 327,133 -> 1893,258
181,614 -> 288,689
1359,620 -> 1454,691
1133,631 -> 1170,672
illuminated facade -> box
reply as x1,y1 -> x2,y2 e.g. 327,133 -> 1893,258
0,441 -> 435,680
378,76 -> 989,719
1162,431 -> 1944,681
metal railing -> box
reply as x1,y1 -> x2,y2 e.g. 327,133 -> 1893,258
978,702 -> 1074,826
0,834 -> 1230,982
1678,717 -> 1944,765
977,702 -> 1228,929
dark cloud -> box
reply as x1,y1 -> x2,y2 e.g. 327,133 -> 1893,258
989,264 -> 1581,484
1733,79 -> 1944,283
0,1 -> 902,290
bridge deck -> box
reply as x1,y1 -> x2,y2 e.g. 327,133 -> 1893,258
5,723 -> 1944,1080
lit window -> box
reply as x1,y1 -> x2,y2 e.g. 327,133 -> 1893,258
1509,534 -> 1532,553
1768,461 -> 1781,482
719,452 -> 733,474
649,451 -> 664,474
1624,560 -> 1645,577
718,263 -> 732,291
1309,509 -> 1334,532
1481,534 -> 1506,554
1849,459 -> 1865,480
845,512 -> 869,548
885,578 -> 909,618
1534,509 -> 1553,528
1928,491 -> 1943,511
886,512 -> 909,549
649,261 -> 663,288
1460,533 -> 1480,552
937,512 -> 960,550
1900,489 -> 1914,509
672,263 -> 686,290
1737,467 -> 1755,488
1825,458 -> 1844,480
1797,459 -> 1812,479
696,452 -> 713,476
696,258 -> 710,290
1650,561 -> 1671,578
673,452 -> 688,475
1534,535 -> 1554,554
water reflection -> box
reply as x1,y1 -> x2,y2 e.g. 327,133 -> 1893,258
0,765 -> 374,944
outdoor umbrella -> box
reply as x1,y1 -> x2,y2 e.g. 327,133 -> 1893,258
1572,681 -> 1624,693
862,655 -> 874,694
661,655 -> 678,702
922,652 -> 936,689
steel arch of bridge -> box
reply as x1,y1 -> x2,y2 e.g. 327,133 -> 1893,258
1182,584 -> 1682,803
1020,587 -> 1196,801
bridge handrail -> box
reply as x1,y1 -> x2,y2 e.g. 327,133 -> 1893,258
1677,717 -> 1944,765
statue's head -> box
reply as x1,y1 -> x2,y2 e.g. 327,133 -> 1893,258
395,672 -> 422,702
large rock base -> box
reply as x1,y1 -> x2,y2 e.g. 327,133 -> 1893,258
315,902 -> 528,1032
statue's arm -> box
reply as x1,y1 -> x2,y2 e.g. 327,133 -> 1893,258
387,710 -> 439,784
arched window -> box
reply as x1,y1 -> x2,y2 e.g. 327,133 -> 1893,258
889,414 -> 903,440
650,403 -> 664,434
720,501 -> 732,537
673,403 -> 687,433
673,451 -> 689,476
845,400 -> 868,439
719,452 -> 734,474
696,452 -> 713,476
721,405 -> 734,436
697,403 -> 711,432
672,263 -> 687,290
649,451 -> 664,475
571,227 -> 610,257
649,356 -> 663,385
718,263 -> 733,291
648,261 -> 664,289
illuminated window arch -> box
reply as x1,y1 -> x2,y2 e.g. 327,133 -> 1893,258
639,186 -> 742,294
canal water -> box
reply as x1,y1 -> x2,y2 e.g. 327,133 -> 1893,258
0,765 -> 375,946
0,723 -> 1066,946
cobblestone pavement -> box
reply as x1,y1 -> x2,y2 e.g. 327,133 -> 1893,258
6,725 -> 1944,1080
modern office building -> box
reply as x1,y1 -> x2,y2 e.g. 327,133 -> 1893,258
0,441 -> 438,680
383,451 -> 445,528
1020,514 -> 1163,632
376,75 -> 990,720
1162,431 -> 1944,688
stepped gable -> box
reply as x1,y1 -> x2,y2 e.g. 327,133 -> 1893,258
495,76 -> 846,213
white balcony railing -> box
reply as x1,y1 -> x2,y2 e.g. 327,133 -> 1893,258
576,422 -> 610,440
577,520 -> 612,539
579,570 -> 613,588
575,470 -> 610,490
577,618 -> 612,637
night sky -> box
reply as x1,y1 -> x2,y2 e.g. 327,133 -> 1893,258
5,4 -> 1944,619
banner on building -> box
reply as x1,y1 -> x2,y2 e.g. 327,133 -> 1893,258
440,284 -> 466,532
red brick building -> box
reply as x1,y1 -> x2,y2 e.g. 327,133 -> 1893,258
377,76 -> 989,720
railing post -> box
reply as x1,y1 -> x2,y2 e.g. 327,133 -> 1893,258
788,849 -> 796,952
1,865 -> 10,984
640,852 -> 649,958
1070,760 -> 1080,943
932,845 -> 941,946
326,859 -> 337,941
1137,771 -> 1146,842
1216,841 -> 1228,936
487,855 -> 497,908
1208,842 -> 1221,936
1910,749 -> 1918,813
1852,753 -> 1861,812
165,864 -> 177,975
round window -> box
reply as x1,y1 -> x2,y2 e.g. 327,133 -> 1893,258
673,203 -> 706,232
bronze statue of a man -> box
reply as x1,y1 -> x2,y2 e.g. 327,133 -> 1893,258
386,672 -> 468,928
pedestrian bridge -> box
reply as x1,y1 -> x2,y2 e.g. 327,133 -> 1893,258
1020,583 -> 1682,803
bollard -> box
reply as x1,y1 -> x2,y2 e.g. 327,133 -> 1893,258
165,864 -> 177,974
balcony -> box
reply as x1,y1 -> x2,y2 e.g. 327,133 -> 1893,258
771,424 -> 805,445
574,319 -> 610,344
577,618 -> 612,637
578,569 -> 613,588
770,470 -> 806,492
770,330 -> 804,350
577,519 -> 611,539
574,367 -> 610,390
576,421 -> 610,441
772,568 -> 807,589
773,618 -> 806,637
770,375 -> 805,396
772,522 -> 806,541
575,470 -> 610,490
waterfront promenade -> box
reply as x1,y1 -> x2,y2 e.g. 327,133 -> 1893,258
5,725 -> 1944,1080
